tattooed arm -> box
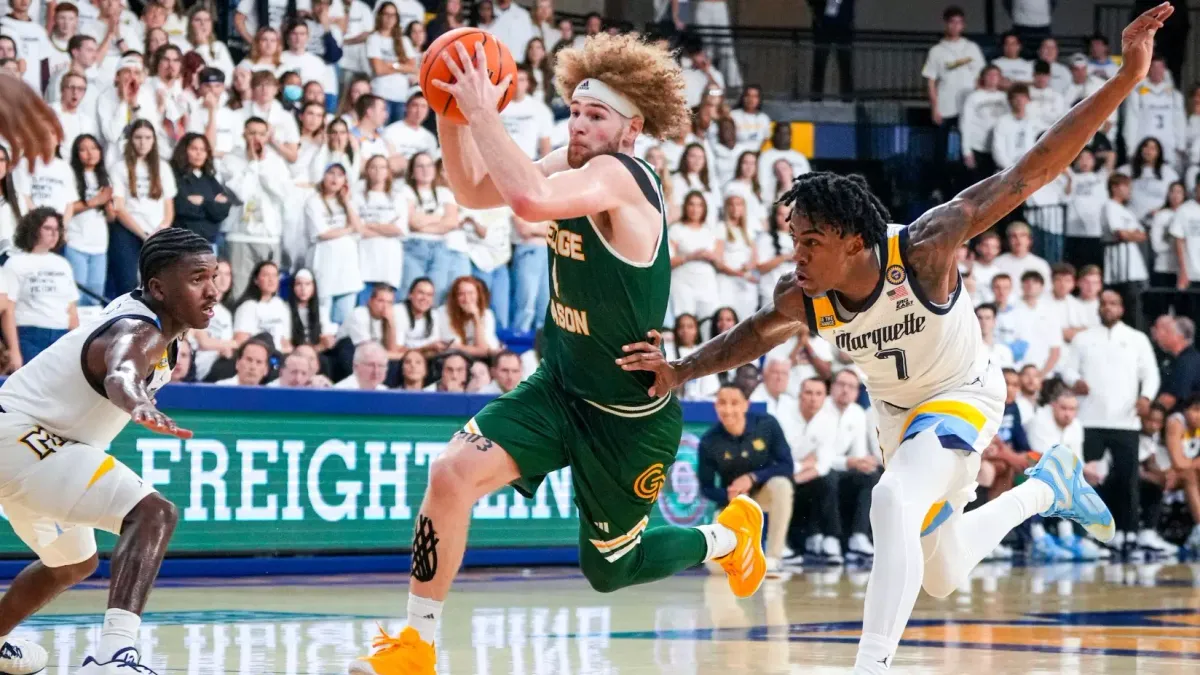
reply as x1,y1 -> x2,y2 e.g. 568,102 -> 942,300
905,4 -> 1173,302
617,275 -> 807,397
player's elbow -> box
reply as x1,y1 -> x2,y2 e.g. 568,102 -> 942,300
510,193 -> 551,223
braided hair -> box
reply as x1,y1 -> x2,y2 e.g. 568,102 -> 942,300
777,172 -> 889,250
139,227 -> 214,285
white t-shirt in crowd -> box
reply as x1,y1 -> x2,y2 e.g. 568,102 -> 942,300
1118,163 -> 1180,223
233,296 -> 292,350
337,0 -> 376,74
395,302 -> 436,349
364,32 -> 414,102
334,374 -> 388,390
235,0 -> 312,36
356,189 -> 409,289
921,37 -> 986,119
1066,169 -> 1109,238
110,158 -> 178,236
1169,199 -> 1200,280
668,223 -> 720,290
13,158 -> 75,216
305,193 -> 364,298
186,106 -> 243,156
500,96 -> 554,160
64,170 -> 109,255
51,103 -> 99,156
431,304 -> 500,350
1007,297 -> 1064,371
992,57 -> 1033,84
403,184 -> 459,247
729,108 -> 772,147
192,303 -> 233,381
0,15 -> 50,91
1100,199 -> 1150,284
1149,207 -> 1180,274
281,49 -> 335,93
340,305 -> 387,345
383,121 -> 439,160
5,251 -> 79,329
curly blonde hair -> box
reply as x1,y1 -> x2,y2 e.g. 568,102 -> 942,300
553,33 -> 690,140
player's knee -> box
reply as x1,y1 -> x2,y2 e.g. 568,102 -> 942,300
48,553 -> 100,585
869,473 -> 904,525
127,493 -> 179,533
921,567 -> 963,599
427,453 -> 479,506
581,561 -> 627,594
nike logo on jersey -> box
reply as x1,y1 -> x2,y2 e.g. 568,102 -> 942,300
834,313 -> 927,353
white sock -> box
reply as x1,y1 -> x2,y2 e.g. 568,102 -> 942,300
853,632 -> 897,673
97,608 -> 140,660
406,594 -> 443,645
694,523 -> 737,561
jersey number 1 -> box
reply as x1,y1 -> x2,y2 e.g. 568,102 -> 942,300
875,348 -> 909,380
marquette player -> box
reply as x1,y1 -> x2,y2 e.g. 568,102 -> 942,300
0,227 -> 217,675
349,34 -> 765,675
619,5 -> 1174,673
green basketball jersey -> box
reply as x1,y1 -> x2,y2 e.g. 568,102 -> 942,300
539,155 -> 672,414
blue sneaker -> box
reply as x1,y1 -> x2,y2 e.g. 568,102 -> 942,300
1031,534 -> 1075,561
77,646 -> 158,674
1025,445 -> 1116,543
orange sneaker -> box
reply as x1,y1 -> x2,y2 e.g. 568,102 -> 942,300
713,495 -> 766,598
347,626 -> 436,675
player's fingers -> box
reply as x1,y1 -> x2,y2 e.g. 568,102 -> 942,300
452,42 -> 474,73
473,40 -> 488,69
429,79 -> 456,94
441,50 -> 465,80
173,426 -> 194,440
620,341 -> 658,354
495,74 -> 513,92
646,329 -> 662,347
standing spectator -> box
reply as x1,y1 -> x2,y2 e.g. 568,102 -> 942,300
1028,60 -> 1067,131
671,143 -> 719,230
336,340 -> 389,390
171,133 -> 230,249
339,0 -> 377,77
288,269 -> 338,352
499,66 -> 553,160
489,0 -> 534,62
354,95 -> 400,166
509,210 -> 550,336
357,155 -> 410,299
220,117 -> 290,294
1065,146 -> 1114,271
398,349 -> 428,390
109,119 -> 175,297
1188,86 -> 1200,171
242,71 -> 301,163
293,102 -> 328,196
778,377 -> 843,563
1009,271 -> 1062,374
44,2 -> 80,79
216,339 -> 270,387
1087,34 -> 1119,81
680,44 -> 724,110
238,27 -> 284,75
46,35 -> 102,113
692,0 -> 741,88
51,73 -> 98,155
922,6 -> 985,182
959,65 -> 1007,182
314,118 -> 362,187
1063,288 -> 1160,555
969,231 -> 1002,303
1120,137 -> 1181,222
976,303 -> 1015,369
191,258 -> 238,382
1005,0 -> 1054,48
472,0 -> 496,31
749,358 -> 793,417
1123,56 -> 1187,170
1151,314 -> 1200,412
1049,263 -> 1093,347
187,68 -> 241,158
757,124 -> 810,208
668,191 -> 721,322
1075,264 -> 1104,324
305,163 -> 364,324
808,0 -> 853,100
5,208 -> 79,361
729,85 -> 771,148
523,37 -> 556,107
715,194 -> 757,321
1130,0 -> 1190,87
462,206 -> 512,330
995,220 -> 1052,287
1,0 -> 50,92
233,260 -> 292,353
1100,173 -> 1150,307
991,85 -> 1038,171
383,92 -> 439,162
1168,177 -> 1200,288
433,276 -> 501,360
711,120 -> 753,195
828,369 -> 879,559
528,1 -> 559,52
185,7 -> 234,82
1148,180 -> 1187,288
1164,395 -> 1200,551
699,383 -> 794,575
1065,53 -> 1116,144
401,151 -> 464,302
992,32 -> 1032,87
63,134 -> 112,306
13,152 -> 74,219
991,273 -> 1017,346
281,19 -> 333,96
755,202 -> 794,309
366,2 -> 417,123
1036,38 -> 1071,95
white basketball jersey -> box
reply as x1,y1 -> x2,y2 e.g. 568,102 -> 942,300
0,292 -> 176,447
1169,413 -> 1200,461
806,224 -> 990,410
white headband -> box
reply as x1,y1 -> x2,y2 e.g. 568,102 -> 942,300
573,78 -> 642,119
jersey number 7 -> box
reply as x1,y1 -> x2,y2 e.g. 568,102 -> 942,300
875,348 -> 910,380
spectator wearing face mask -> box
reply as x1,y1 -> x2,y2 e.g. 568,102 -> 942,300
216,338 -> 271,386
336,340 -> 389,390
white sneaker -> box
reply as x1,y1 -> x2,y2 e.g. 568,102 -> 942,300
1138,529 -> 1179,556
848,533 -> 875,557
1185,525 -> 1200,553
0,638 -> 47,675
1075,536 -> 1109,561
822,536 -> 844,565
805,534 -> 823,556
781,552 -> 805,570
76,646 -> 158,674
781,545 -> 794,559
986,543 -> 1013,561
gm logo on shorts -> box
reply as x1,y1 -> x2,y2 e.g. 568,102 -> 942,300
633,463 -> 666,502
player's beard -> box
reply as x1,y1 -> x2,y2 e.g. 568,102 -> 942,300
567,137 -> 622,169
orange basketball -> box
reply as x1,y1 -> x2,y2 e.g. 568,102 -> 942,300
419,27 -> 518,125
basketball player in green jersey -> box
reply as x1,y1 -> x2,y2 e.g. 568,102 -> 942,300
347,33 -> 768,675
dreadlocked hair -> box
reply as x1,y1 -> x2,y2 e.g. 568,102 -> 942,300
139,227 -> 214,285
777,172 -> 889,250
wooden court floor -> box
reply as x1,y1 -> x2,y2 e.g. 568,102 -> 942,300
10,561 -> 1200,674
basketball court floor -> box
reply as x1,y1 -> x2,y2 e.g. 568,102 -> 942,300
11,561 -> 1200,674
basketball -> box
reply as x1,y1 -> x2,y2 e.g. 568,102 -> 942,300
419,27 -> 518,125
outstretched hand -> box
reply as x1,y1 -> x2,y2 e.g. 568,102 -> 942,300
616,330 -> 682,398
1120,2 -> 1174,81
0,76 -> 63,169
132,403 -> 193,440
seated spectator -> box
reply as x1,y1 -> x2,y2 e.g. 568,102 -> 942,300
671,143 -> 719,230
288,269 -> 338,352
6,208 -> 79,362
216,339 -> 271,386
63,134 -> 113,306
1151,315 -> 1200,412
991,85 -> 1037,171
306,162 -> 365,324
269,351 -> 316,388
242,71 -> 301,163
399,349 -> 429,391
716,195 -> 757,321
992,32 -> 1032,86
749,358 -> 793,417
292,343 -> 334,387
1008,270 -> 1062,373
757,123 -> 810,206
729,85 -> 771,147
238,27 -> 285,75
724,150 -> 767,231
171,132 -> 231,248
353,94 -> 399,164
778,377 -> 843,563
1016,364 -> 1042,433
185,7 -> 234,81
397,276 -> 449,356
975,303 -> 1015,369
466,359 -> 492,392
699,383 -> 794,574
1170,177 -> 1200,288
52,73 -> 99,154
959,65 -> 1007,180
1074,264 -> 1103,322
666,313 -> 720,401
1100,173 -> 1150,301
1165,396 -> 1200,551
1036,37 -> 1071,94
1119,137 -> 1180,223
219,116 -> 290,294
969,230 -> 1001,303
668,192 -> 721,322
402,151 -> 465,302
384,92 -> 439,162
981,369 -> 1032,557
427,350 -> 468,392
1137,402 -> 1179,555
1047,263 -> 1091,345
171,338 -> 194,383
336,340 -> 389,390
524,36 -> 556,108
477,350 -> 522,395
339,282 -> 404,353
828,369 -> 880,559
233,260 -> 292,353
994,221 -> 1052,291
191,258 -> 238,381
767,323 -> 834,398
433,276 -> 501,359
